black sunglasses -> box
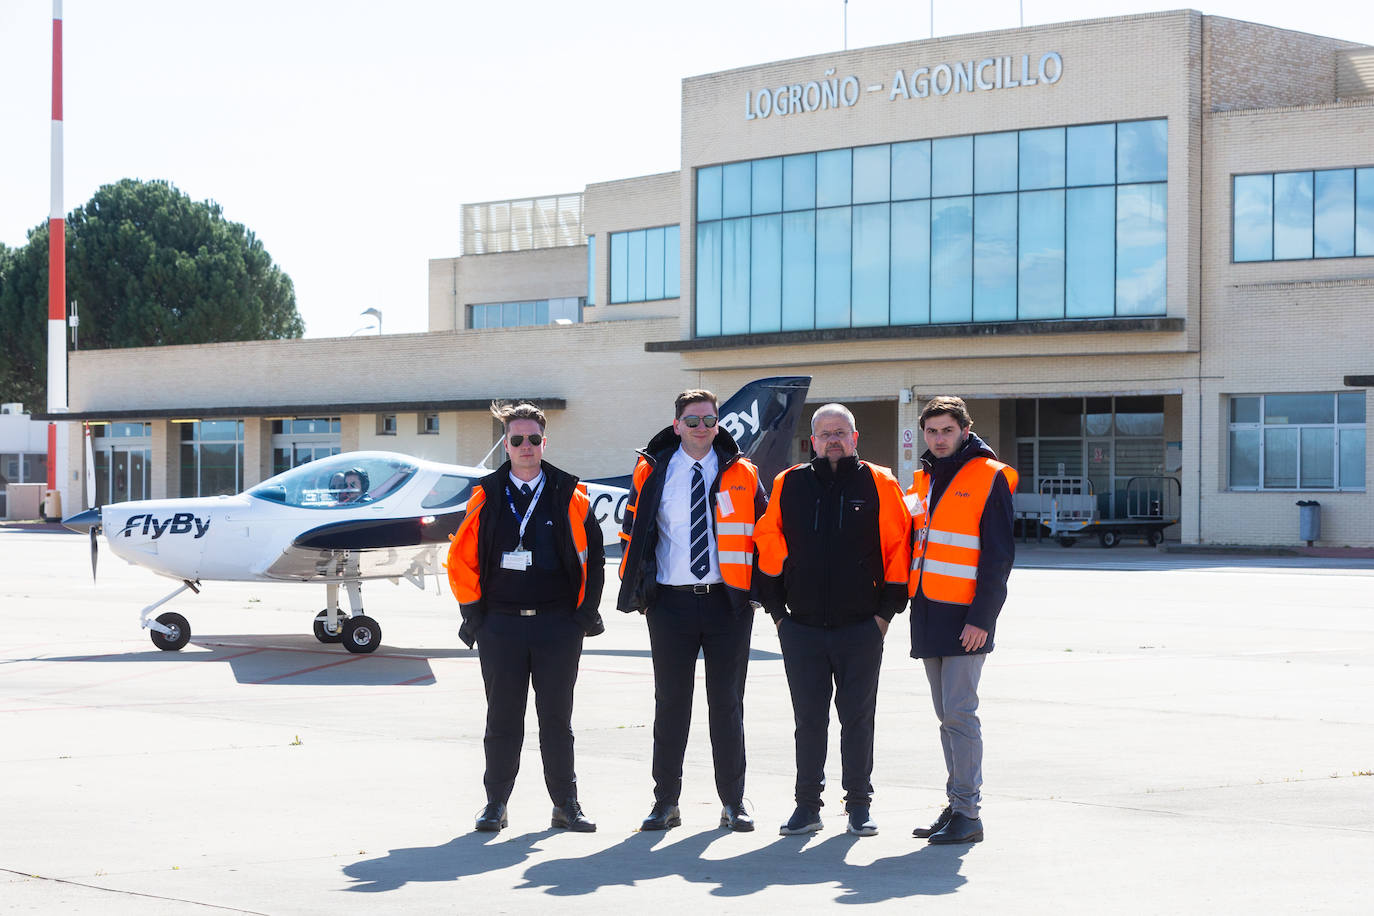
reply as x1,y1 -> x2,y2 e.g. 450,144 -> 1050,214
508,434 -> 543,447
679,415 -> 718,428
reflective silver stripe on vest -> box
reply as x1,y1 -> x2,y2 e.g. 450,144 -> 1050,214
922,558 -> 978,580
716,522 -> 755,536
577,549 -> 588,563
926,528 -> 981,550
718,550 -> 753,566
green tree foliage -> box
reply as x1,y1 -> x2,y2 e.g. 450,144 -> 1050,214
0,179 -> 304,409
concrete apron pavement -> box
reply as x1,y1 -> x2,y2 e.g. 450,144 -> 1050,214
1,532 -> 1372,913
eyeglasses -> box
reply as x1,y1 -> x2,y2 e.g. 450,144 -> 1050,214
508,434 -> 543,447
679,415 -> 718,428
814,429 -> 853,441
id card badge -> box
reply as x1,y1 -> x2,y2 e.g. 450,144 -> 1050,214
716,489 -> 734,517
501,550 -> 533,571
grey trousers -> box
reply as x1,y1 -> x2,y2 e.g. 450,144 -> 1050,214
922,654 -> 987,818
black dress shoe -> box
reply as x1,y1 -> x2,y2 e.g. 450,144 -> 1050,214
475,801 -> 507,833
719,802 -> 755,832
551,800 -> 597,832
912,805 -> 953,838
927,811 -> 983,844
640,801 -> 681,831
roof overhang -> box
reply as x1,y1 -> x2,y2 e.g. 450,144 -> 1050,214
35,397 -> 567,422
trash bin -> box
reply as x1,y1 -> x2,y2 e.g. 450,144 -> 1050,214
41,489 -> 62,522
1296,500 -> 1321,546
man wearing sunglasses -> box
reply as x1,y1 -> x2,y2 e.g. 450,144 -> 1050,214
447,402 -> 606,834
618,389 -> 767,833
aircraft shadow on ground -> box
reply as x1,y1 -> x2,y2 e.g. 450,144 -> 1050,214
37,636 -> 464,687
342,827 -> 968,903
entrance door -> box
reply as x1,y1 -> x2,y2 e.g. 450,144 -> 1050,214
1086,439 -> 1113,518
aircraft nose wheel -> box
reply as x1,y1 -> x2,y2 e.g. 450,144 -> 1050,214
341,615 -> 381,654
313,610 -> 346,643
150,612 -> 191,651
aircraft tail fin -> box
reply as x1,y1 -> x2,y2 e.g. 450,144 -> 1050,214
716,376 -> 811,492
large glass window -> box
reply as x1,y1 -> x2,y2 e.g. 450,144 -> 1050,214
179,420 -> 244,497
1228,393 -> 1366,490
271,418 -> 342,476
608,225 -> 681,303
470,297 -> 583,329
696,119 -> 1166,336
1234,167 -> 1374,262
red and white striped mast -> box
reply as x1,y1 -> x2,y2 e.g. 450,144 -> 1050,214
46,0 -> 67,506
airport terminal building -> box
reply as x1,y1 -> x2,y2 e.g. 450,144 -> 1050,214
43,10 -> 1374,547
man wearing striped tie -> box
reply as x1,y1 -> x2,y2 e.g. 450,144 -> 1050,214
618,389 -> 767,833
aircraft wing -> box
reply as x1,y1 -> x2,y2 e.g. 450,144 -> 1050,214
260,512 -> 464,583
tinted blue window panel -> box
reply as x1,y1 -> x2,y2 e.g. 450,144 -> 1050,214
890,200 -> 930,325
1066,186 -> 1115,317
932,136 -> 973,197
892,140 -> 931,201
974,132 -> 1018,194
665,225 -> 681,297
1358,168 -> 1374,256
853,145 -> 891,204
520,302 -> 536,325
1314,169 -> 1355,258
722,162 -> 752,219
817,149 -> 853,208
1233,174 -> 1273,262
973,193 -> 1017,321
781,211 -> 816,330
645,226 -> 666,300
750,214 -> 782,332
610,232 -> 628,304
696,222 -> 722,336
1117,120 -> 1168,183
783,154 -> 816,211
698,167 -> 722,222
1067,124 -> 1115,187
815,208 -> 852,328
752,157 -> 783,215
851,204 -> 890,326
1018,189 -> 1065,319
1274,171 -> 1314,259
1116,183 -> 1167,316
721,218 -> 751,334
628,230 -> 647,302
931,197 -> 973,322
1340,429 -> 1365,489
586,235 -> 596,306
1019,128 -> 1065,191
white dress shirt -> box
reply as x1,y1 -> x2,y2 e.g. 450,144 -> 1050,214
655,445 -> 722,585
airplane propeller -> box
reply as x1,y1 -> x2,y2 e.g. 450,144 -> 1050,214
61,508 -> 103,583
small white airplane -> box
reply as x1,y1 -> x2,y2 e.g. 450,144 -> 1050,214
63,377 -> 811,654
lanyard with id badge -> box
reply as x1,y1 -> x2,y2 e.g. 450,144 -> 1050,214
501,478 -> 544,571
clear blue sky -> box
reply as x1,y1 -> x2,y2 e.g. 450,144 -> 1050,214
2,1 -> 1369,338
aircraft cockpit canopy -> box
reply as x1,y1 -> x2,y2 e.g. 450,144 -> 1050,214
248,453 -> 419,508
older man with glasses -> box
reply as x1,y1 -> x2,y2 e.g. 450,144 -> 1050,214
755,404 -> 910,838
618,388 -> 767,832
447,402 -> 605,834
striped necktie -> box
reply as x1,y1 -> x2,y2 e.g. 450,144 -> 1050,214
689,461 -> 710,579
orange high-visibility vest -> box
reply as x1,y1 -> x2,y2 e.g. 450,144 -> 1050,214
907,458 -> 1017,605
619,455 -> 760,595
448,482 -> 592,609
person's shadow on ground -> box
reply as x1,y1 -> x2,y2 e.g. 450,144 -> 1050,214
342,830 -> 546,893
517,827 -> 970,904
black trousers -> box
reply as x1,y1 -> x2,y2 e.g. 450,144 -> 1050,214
778,616 -> 884,809
476,608 -> 584,805
645,587 -> 752,806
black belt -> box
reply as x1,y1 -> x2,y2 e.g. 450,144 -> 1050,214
660,582 -> 726,595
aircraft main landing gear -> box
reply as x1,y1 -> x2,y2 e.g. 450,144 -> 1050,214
316,580 -> 381,653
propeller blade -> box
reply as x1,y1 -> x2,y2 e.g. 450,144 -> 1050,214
90,526 -> 99,582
